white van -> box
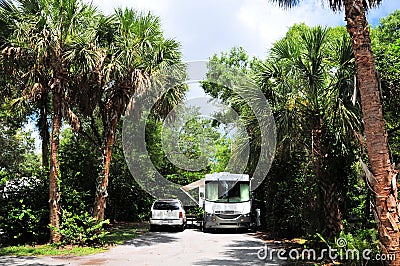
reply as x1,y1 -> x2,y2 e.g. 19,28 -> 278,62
150,199 -> 186,231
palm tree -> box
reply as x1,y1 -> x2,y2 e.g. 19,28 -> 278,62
269,0 -> 399,262
0,0 -> 101,243
0,0 -> 51,168
257,25 -> 361,236
91,8 -> 184,221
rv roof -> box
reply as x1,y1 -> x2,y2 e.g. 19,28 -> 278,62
204,172 -> 249,182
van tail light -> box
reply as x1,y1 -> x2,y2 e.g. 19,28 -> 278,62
179,212 -> 183,218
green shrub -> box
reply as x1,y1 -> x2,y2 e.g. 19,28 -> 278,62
0,175 -> 49,246
317,229 -> 380,265
51,210 -> 109,247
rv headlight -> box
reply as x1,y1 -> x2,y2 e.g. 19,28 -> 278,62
244,213 -> 251,217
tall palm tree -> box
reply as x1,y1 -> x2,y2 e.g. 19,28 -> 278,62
0,0 -> 51,168
91,8 -> 184,221
269,0 -> 399,262
1,0 -> 101,243
257,25 -> 361,236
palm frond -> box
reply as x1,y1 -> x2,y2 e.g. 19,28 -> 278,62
269,0 -> 381,12
268,0 -> 302,9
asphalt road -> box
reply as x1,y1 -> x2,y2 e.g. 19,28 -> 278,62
0,229 -> 282,266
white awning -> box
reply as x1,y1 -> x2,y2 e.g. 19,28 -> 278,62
181,178 -> 205,192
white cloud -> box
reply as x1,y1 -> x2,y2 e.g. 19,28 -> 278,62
92,0 -> 169,15
237,0 -> 344,57
90,0 -> 400,61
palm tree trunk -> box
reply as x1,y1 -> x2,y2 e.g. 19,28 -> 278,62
321,181 -> 343,236
93,117 -> 118,221
38,92 -> 49,169
344,0 -> 400,263
49,89 -> 61,243
312,117 -> 343,236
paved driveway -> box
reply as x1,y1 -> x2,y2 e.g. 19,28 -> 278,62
0,229 -> 282,266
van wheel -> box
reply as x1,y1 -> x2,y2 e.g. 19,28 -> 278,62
180,224 -> 185,232
149,225 -> 155,232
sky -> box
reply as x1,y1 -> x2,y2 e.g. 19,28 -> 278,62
91,0 -> 400,62
89,0 -> 400,100
26,0 -> 400,150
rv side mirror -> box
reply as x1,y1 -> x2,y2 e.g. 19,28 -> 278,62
200,192 -> 204,199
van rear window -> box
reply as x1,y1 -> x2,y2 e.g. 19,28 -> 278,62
153,202 -> 180,210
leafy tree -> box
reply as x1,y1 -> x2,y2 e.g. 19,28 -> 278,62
258,25 -> 361,235
0,109 -> 37,182
202,26 -> 361,236
146,107 -> 232,184
90,8 -> 184,221
269,0 -> 399,260
372,11 -> 400,164
59,124 -> 153,223
202,46 -> 264,176
59,128 -> 98,213
0,107 -> 47,245
107,126 -> 154,222
254,150 -> 316,236
1,0 -> 102,242
0,173 -> 49,246
0,1 -> 47,167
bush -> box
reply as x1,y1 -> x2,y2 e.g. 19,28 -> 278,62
0,175 -> 49,246
51,210 -> 109,247
317,229 -> 380,266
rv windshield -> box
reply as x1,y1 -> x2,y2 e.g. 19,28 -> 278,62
205,181 -> 250,203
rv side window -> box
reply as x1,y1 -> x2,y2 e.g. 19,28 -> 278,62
206,182 -> 218,201
240,183 -> 250,201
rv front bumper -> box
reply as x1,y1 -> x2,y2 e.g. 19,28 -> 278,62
204,213 -> 251,229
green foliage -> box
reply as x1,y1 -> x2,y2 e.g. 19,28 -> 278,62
185,206 -> 204,217
210,138 -> 231,173
0,244 -> 107,256
146,109 -> 232,186
342,161 -> 372,229
372,10 -> 400,164
0,223 -> 144,256
51,210 -> 109,247
103,223 -> 138,245
0,104 -> 38,180
107,129 -> 154,222
316,229 -> 380,265
255,152 -> 317,236
203,24 -> 362,237
59,128 -> 98,212
0,173 -> 49,246
60,125 -> 153,222
3,3 -> 399,252
166,172 -> 206,186
1,200 -> 48,245
0,97 -> 48,246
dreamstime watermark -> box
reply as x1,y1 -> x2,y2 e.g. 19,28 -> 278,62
257,238 -> 396,262
121,61 -> 277,205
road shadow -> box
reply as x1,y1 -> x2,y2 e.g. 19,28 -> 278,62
193,238 -> 284,266
203,228 -> 254,234
123,231 -> 179,247
0,256 -> 66,266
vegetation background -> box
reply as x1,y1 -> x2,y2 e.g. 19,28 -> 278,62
1,0 -> 400,264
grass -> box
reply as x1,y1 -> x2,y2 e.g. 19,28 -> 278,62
103,222 -> 143,245
0,222 -> 148,257
0,244 -> 108,256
